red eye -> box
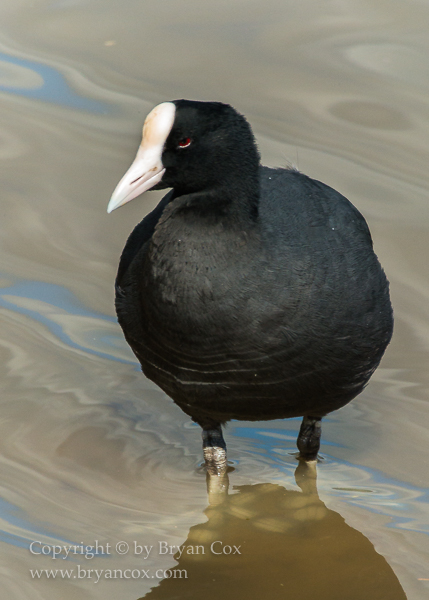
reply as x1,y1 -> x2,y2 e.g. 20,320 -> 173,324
178,137 -> 192,148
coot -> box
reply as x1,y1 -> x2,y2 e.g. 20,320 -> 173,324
108,100 -> 393,473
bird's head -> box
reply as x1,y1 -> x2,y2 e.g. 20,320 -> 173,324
107,99 -> 259,213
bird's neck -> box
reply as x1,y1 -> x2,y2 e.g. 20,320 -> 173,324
170,172 -> 260,228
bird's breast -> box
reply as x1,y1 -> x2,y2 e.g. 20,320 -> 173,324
142,230 -> 258,338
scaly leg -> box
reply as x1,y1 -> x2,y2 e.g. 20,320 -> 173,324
297,415 -> 322,461
202,424 -> 227,476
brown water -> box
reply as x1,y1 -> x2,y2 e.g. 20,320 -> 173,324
0,0 -> 428,598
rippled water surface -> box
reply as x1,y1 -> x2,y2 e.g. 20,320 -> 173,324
1,1 -> 429,598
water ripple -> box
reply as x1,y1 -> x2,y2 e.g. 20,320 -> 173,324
0,51 -> 110,113
0,277 -> 135,364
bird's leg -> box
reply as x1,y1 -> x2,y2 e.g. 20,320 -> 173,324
202,424 -> 227,476
297,415 -> 322,461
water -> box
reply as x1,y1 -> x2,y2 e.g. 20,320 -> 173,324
0,0 -> 428,598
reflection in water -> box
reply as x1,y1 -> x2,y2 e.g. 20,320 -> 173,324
0,50 -> 110,112
141,463 -> 406,600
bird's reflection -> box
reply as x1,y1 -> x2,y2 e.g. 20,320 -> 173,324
140,462 -> 406,600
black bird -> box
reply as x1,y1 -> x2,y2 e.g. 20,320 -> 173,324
108,100 -> 393,473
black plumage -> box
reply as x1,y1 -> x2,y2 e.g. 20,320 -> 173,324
109,100 -> 393,469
